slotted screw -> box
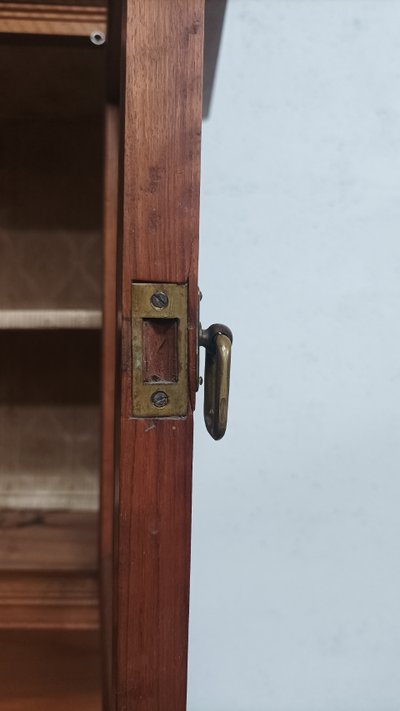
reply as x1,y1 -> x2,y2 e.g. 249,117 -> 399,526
150,291 -> 169,309
151,391 -> 169,408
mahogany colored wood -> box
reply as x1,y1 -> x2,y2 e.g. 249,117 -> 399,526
107,0 -> 227,118
112,1 -> 204,709
0,629 -> 101,710
101,104 -> 119,711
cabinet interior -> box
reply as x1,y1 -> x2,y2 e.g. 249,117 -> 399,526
0,39 -> 105,629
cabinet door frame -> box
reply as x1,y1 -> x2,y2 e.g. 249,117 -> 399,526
102,2 -> 205,709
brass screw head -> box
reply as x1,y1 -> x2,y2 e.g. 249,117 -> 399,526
151,391 -> 169,408
150,291 -> 169,309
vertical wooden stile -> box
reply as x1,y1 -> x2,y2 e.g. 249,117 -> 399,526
112,1 -> 204,709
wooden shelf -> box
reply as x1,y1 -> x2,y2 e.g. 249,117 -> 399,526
0,510 -> 98,572
0,2 -> 107,38
0,571 -> 98,629
0,629 -> 101,710
0,510 -> 99,630
0,309 -> 102,330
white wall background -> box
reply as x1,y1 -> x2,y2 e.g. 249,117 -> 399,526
188,1 -> 400,710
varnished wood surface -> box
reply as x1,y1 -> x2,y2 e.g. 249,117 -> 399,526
0,629 -> 101,710
113,1 -> 204,709
107,0 -> 226,118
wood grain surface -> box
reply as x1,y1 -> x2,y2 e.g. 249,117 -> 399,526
112,1 -> 204,709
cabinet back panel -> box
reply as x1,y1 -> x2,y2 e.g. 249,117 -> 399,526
0,43 -> 104,311
0,331 -> 100,510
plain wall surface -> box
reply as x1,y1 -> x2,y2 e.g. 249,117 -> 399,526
188,1 -> 400,710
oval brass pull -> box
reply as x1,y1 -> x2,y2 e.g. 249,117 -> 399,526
199,324 -> 233,440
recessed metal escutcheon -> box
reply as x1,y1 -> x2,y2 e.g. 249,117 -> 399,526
131,282 -> 188,417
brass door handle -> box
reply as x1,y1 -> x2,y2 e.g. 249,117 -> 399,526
199,323 -> 233,440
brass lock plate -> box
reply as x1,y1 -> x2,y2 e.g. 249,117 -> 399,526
131,282 -> 188,417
